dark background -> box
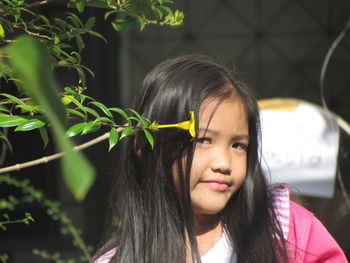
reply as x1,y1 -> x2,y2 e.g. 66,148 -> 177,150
1,0 -> 350,261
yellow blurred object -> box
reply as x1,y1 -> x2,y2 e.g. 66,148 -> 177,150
0,24 -> 5,41
258,98 -> 301,111
61,95 -> 73,105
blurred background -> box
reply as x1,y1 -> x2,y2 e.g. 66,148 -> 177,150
1,0 -> 350,261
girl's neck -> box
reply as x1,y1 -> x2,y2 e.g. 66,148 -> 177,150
186,214 -> 224,262
194,213 -> 221,235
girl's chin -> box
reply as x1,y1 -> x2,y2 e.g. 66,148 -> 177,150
191,195 -> 230,215
193,204 -> 227,216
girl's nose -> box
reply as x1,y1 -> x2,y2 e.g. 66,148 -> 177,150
210,148 -> 232,175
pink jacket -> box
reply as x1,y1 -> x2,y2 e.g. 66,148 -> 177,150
287,200 -> 348,262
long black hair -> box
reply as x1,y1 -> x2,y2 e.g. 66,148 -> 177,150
92,55 -> 289,263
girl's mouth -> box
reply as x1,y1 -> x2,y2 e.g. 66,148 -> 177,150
200,180 -> 231,192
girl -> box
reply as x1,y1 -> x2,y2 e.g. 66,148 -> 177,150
93,55 -> 347,263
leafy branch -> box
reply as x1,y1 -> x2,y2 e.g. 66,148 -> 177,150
0,212 -> 34,231
0,0 -> 181,197
0,174 -> 93,261
0,0 -> 184,261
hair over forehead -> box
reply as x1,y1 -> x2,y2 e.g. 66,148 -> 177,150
133,55 -> 251,125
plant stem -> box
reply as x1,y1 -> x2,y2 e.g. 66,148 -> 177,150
12,24 -> 53,41
58,211 -> 91,260
0,131 -> 112,174
0,175 -> 92,260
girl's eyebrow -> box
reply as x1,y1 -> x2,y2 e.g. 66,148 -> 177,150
198,128 -> 249,140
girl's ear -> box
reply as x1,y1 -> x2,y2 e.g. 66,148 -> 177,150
133,133 -> 142,158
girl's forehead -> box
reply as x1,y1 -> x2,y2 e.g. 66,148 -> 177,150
199,96 -> 246,118
197,97 -> 249,137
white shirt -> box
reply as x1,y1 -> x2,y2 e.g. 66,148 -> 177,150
200,231 -> 236,263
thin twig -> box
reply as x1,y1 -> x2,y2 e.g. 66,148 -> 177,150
320,18 -> 350,110
12,24 -> 53,41
25,0 -> 48,9
337,168 -> 350,214
337,116 -> 350,136
60,212 -> 92,259
0,131 -> 113,174
1,40 -> 16,44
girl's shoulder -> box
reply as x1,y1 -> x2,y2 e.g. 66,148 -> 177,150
268,183 -> 326,238
270,184 -> 348,262
93,248 -> 116,263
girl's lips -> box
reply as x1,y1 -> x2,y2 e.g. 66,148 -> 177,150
201,181 -> 230,192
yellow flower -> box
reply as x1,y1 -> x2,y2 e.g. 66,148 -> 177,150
150,111 -> 196,138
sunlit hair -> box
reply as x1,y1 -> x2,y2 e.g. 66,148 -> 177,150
92,55 -> 289,263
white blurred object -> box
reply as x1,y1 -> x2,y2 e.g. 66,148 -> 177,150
259,98 -> 340,198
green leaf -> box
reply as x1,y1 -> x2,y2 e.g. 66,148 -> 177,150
0,105 -> 10,113
67,13 -> 84,28
82,106 -> 100,118
158,5 -> 172,15
94,116 -> 114,124
138,18 -> 147,31
152,7 -> 164,19
0,93 -> 25,105
88,30 -> 107,43
15,104 -> 41,113
81,121 -> 100,134
39,15 -> 51,27
80,64 -> 95,78
0,115 -> 27,127
7,36 -> 95,201
62,140 -> 95,201
66,122 -> 87,138
90,101 -> 113,118
106,0 -> 113,7
15,118 -> 46,131
0,132 -> 13,153
54,18 -> 68,31
71,51 -> 81,64
127,108 -> 143,120
38,127 -> 49,148
67,96 -> 86,113
75,34 -> 84,52
143,129 -> 154,149
111,17 -> 138,32
109,107 -> 130,124
7,36 -> 67,128
77,93 -> 94,103
128,108 -> 149,127
66,108 -> 86,119
108,127 -> 119,151
120,127 -> 135,140
76,0 -> 86,13
85,17 -> 95,30
56,60 -> 71,67
83,0 -> 109,8
104,10 -> 117,20
76,67 -> 86,86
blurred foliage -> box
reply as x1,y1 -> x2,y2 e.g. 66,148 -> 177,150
0,0 -> 183,261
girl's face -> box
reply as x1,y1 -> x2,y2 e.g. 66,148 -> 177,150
188,96 -> 249,215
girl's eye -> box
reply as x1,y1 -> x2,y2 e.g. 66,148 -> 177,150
232,143 -> 248,151
196,138 -> 211,144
